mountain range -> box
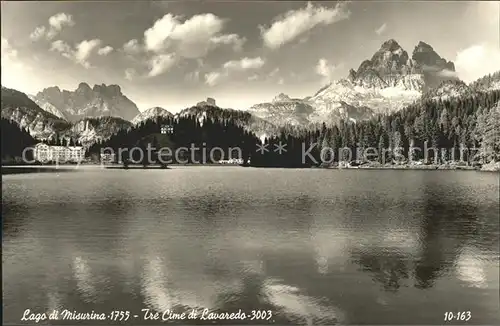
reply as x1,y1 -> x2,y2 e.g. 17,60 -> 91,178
2,39 -> 500,146
249,40 -> 463,126
31,83 -> 140,122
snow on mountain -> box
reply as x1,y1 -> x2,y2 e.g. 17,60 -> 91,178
307,99 -> 375,124
1,86 -> 71,139
250,39 -> 458,126
423,80 -> 476,101
470,71 -> 500,92
28,94 -> 68,120
272,93 -> 293,103
249,93 -> 315,126
307,78 -> 419,119
32,83 -> 141,122
132,107 -> 174,125
2,86 -> 133,145
422,71 -> 500,102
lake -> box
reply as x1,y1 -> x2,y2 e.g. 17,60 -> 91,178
2,167 -> 499,325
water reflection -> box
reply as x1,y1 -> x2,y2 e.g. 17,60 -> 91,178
141,256 -> 173,312
2,169 -> 499,325
73,256 -> 98,302
354,249 -> 410,292
455,246 -> 488,289
260,278 -> 341,325
413,185 -> 480,290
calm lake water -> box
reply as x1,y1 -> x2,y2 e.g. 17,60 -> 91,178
2,167 -> 499,325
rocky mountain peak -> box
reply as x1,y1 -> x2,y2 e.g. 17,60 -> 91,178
77,82 -> 91,91
92,84 -> 122,97
206,97 -> 216,106
348,39 -> 412,86
32,83 -> 139,122
347,69 -> 357,82
345,39 -> 456,90
76,82 -> 92,97
367,39 -> 410,75
380,39 -> 403,52
272,93 -> 292,103
196,97 -> 217,107
131,106 -> 173,125
414,41 -> 433,51
412,41 -> 455,72
40,86 -> 61,96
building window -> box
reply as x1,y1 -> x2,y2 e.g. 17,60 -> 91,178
161,125 -> 174,134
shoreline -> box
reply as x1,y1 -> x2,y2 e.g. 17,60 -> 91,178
2,163 -> 498,175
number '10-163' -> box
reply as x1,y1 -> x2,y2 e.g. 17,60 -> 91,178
444,311 -> 471,321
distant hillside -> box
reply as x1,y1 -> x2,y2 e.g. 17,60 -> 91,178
132,107 -> 174,125
177,102 -> 280,139
250,86 -> 500,168
470,71 -> 500,92
1,86 -> 71,139
422,80 -> 476,102
61,116 -> 133,146
2,86 -> 133,146
88,112 -> 260,164
1,118 -> 36,164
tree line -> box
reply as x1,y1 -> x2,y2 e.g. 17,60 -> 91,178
88,115 -> 260,165
252,89 -> 500,167
1,118 -> 36,163
86,89 -> 499,168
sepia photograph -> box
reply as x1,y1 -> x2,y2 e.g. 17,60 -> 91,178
2,0 -> 499,325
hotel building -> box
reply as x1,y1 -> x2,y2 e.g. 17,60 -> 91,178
34,143 -> 86,163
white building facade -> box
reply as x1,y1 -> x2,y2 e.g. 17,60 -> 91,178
34,143 -> 86,163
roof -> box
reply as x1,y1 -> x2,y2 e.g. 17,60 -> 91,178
34,143 -> 84,151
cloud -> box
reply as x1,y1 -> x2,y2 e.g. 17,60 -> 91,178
455,44 -> 500,83
1,38 -> 18,62
375,23 -> 387,35
474,2 -> 500,26
204,71 -> 223,86
185,70 -> 201,82
203,57 -> 265,86
436,69 -> 457,78
141,12 -> 245,58
122,12 -> 246,79
268,68 -> 280,78
211,34 -> 246,52
147,54 -> 176,77
50,39 -> 107,68
75,39 -> 102,67
97,46 -> 113,56
123,39 -> 142,56
315,58 -> 341,81
260,1 -> 350,49
1,38 -> 38,93
30,12 -> 75,41
125,68 -> 136,81
144,13 -> 179,52
30,26 -> 47,41
50,40 -> 73,58
248,74 -> 259,81
49,12 -> 75,31
223,57 -> 265,70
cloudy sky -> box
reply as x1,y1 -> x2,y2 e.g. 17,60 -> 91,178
1,1 -> 499,112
